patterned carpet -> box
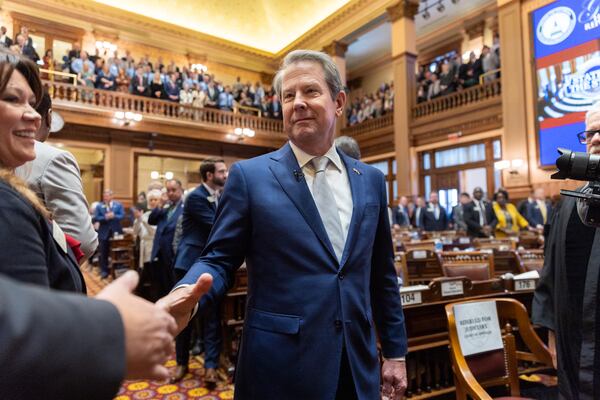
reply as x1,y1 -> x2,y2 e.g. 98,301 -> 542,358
83,266 -> 235,400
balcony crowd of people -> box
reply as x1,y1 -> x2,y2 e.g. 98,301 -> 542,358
416,38 -> 500,104
345,82 -> 394,126
1,27 -> 283,119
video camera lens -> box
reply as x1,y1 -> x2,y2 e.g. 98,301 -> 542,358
552,148 -> 600,181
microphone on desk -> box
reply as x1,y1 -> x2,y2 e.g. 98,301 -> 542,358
293,169 -> 304,182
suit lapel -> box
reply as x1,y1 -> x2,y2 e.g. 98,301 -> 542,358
199,185 -> 217,211
339,153 -> 364,270
269,144 -> 338,265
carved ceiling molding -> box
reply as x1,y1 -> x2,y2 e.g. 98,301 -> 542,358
322,40 -> 349,58
386,0 -> 420,22
279,0 -> 395,56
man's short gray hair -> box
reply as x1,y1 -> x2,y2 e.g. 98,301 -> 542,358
273,50 -> 343,100
335,136 -> 361,160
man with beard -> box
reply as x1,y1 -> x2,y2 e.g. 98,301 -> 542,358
533,103 -> 600,399
171,159 -> 228,385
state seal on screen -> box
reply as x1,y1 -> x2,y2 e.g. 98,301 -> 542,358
536,6 -> 577,46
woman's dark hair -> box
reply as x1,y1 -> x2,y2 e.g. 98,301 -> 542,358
493,189 -> 509,201
0,49 -> 42,107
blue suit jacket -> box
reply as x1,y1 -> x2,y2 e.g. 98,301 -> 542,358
149,201 -> 183,267
525,201 -> 552,227
179,143 -> 407,399
174,185 -> 216,272
94,202 -> 124,240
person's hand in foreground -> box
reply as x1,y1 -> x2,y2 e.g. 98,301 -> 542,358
156,273 -> 213,335
381,359 -> 407,400
96,271 -> 177,380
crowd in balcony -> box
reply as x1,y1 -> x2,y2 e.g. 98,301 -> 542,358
63,46 -> 282,119
2,28 -> 282,119
416,39 -> 500,104
346,82 -> 394,126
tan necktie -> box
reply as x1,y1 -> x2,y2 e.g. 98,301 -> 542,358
311,156 -> 344,262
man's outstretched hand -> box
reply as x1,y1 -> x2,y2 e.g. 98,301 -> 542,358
156,273 -> 213,335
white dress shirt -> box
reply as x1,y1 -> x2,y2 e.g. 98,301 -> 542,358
289,141 -> 353,245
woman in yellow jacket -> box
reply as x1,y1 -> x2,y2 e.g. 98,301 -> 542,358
492,189 -> 532,237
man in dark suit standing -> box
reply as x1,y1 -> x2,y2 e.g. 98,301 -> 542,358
411,196 -> 426,228
393,195 -> 410,227
525,187 -> 552,230
1,270 -> 179,400
463,186 -> 497,237
94,189 -> 124,279
171,159 -> 228,384
0,26 -> 12,48
159,49 -> 407,400
149,179 -> 184,297
423,191 -> 448,231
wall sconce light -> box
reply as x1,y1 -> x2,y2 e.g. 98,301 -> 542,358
150,171 -> 174,180
494,159 -> 524,175
95,41 -> 118,54
227,127 -> 255,141
114,111 -> 143,126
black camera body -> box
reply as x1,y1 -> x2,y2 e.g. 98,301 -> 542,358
552,148 -> 600,226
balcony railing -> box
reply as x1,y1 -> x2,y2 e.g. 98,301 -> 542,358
412,79 -> 502,119
341,112 -> 393,136
43,80 -> 284,134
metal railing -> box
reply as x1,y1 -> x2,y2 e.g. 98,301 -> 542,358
43,80 -> 285,134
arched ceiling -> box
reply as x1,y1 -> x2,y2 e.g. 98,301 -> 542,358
92,0 -> 352,54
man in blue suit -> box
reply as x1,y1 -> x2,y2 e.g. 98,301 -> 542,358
159,50 -> 407,400
94,189 -> 124,279
148,179 -> 184,297
171,159 -> 228,384
525,187 -> 552,230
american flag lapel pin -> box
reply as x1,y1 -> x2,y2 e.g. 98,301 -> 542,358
353,168 -> 361,175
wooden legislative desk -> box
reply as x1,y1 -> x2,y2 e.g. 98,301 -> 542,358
220,269 -> 541,399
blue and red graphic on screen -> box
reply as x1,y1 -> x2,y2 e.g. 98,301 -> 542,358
532,0 -> 600,166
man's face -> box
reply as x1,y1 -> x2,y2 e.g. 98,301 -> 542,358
281,61 -> 345,155
416,197 -> 425,207
586,109 -> 600,155
103,191 -> 112,203
460,195 -> 471,205
400,196 -> 408,207
430,193 -> 439,204
534,188 -> 545,200
166,181 -> 183,203
35,109 -> 52,142
210,162 -> 228,188
1,27 -> 6,35
473,188 -> 483,200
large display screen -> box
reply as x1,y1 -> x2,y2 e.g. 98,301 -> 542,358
532,0 -> 600,166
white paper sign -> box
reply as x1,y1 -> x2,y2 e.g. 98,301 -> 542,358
459,237 -> 471,244
412,250 -> 427,259
400,291 -> 422,305
442,280 -> 464,297
514,279 -> 536,291
453,301 -> 503,356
